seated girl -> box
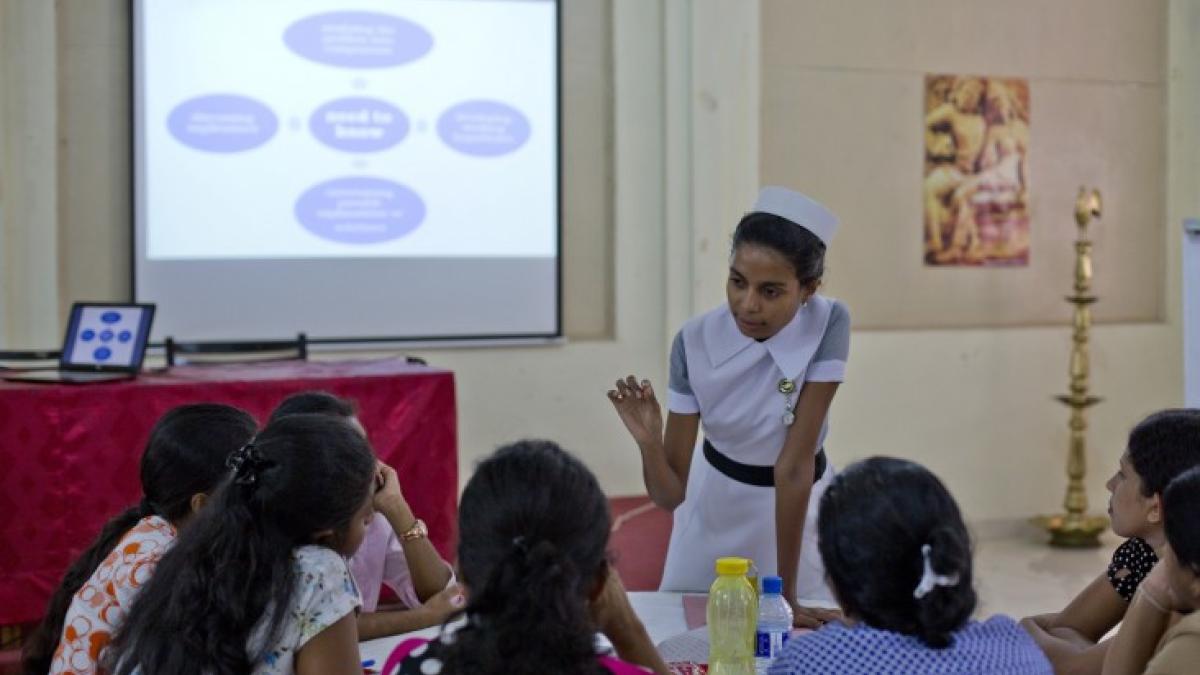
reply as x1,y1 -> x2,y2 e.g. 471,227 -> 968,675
103,413 -> 378,675
1102,465 -> 1200,674
22,403 -> 257,675
769,457 -> 1052,675
1022,409 -> 1200,674
269,391 -> 459,639
387,440 -> 669,675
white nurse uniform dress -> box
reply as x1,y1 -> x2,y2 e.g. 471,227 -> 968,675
660,294 -> 850,605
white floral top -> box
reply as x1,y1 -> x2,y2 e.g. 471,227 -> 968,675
250,545 -> 362,674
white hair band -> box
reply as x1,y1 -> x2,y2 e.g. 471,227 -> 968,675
913,544 -> 961,599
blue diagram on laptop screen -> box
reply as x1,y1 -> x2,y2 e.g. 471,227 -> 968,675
62,307 -> 151,367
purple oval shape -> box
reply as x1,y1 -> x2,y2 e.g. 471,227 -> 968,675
310,97 -> 409,153
168,94 -> 278,153
437,100 -> 531,157
284,12 -> 433,69
295,177 -> 425,244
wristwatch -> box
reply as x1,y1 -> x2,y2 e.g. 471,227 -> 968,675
400,518 -> 428,542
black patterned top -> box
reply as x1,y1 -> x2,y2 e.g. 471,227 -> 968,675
1107,537 -> 1158,602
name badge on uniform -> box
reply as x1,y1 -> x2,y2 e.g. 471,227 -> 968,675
778,378 -> 797,426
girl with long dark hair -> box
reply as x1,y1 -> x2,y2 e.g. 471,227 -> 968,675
387,440 -> 668,675
769,457 -> 1052,674
268,391 -> 460,639
23,403 -> 257,675
103,413 -> 377,675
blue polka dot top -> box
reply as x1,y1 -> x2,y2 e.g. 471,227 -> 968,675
767,615 -> 1052,675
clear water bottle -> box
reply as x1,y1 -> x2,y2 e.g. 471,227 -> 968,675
708,557 -> 757,675
754,576 -> 793,674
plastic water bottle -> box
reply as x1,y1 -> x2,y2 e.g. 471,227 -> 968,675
754,576 -> 793,674
708,557 -> 757,675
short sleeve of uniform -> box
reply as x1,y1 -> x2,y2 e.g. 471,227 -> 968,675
806,301 -> 850,383
287,547 -> 362,649
667,331 -> 700,414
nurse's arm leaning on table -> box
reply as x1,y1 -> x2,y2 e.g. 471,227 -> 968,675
776,378 -> 841,627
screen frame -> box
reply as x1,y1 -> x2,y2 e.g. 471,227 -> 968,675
129,0 -> 563,346
60,302 -> 157,373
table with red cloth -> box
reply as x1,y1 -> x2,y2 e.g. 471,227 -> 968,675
0,358 -> 457,626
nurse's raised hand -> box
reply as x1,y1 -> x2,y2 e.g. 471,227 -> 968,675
607,375 -> 664,447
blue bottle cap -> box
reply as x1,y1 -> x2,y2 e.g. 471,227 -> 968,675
762,575 -> 783,594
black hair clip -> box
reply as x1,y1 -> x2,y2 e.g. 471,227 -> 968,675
226,442 -> 265,485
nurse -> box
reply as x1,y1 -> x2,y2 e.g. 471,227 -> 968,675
608,186 -> 849,628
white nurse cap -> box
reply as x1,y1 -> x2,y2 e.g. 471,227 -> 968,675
751,186 -> 839,245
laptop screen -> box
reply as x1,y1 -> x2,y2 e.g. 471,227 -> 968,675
61,304 -> 156,371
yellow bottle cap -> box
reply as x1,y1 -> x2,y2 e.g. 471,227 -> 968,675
715,556 -> 750,576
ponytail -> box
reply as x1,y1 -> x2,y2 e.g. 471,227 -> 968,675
438,441 -> 612,675
444,539 -> 605,675
911,528 -> 975,649
106,414 -> 375,675
108,483 -> 298,675
22,503 -> 152,675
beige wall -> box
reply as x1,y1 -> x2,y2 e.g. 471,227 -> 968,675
2,0 -> 1197,526
762,0 -> 1167,329
0,0 -> 60,347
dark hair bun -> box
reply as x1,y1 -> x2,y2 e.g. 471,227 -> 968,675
817,457 -> 976,649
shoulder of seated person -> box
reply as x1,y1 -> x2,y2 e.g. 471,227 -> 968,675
294,544 -> 346,567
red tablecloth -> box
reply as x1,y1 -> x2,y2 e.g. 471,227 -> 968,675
0,358 -> 457,626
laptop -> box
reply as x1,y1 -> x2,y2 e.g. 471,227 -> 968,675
4,302 -> 156,384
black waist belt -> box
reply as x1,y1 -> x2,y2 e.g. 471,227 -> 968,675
703,439 -> 826,488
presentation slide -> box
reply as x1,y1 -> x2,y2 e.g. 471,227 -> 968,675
134,0 -> 560,342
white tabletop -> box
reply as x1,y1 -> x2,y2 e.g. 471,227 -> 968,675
359,591 -> 692,667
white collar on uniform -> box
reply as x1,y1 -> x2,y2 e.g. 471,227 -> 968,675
704,296 -> 832,379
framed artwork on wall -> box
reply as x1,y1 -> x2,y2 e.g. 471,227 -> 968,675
924,75 -> 1030,267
